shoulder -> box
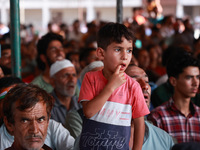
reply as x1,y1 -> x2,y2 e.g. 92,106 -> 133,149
85,70 -> 101,77
31,75 -> 42,83
0,124 -> 14,150
192,103 -> 200,115
66,109 -> 82,120
146,121 -> 169,136
148,103 -> 168,120
145,121 -> 174,144
83,70 -> 106,84
47,119 -> 74,140
151,100 -> 171,113
193,103 -> 200,110
48,119 -> 64,133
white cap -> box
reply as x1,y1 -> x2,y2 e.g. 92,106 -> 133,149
79,61 -> 104,83
50,59 -> 74,77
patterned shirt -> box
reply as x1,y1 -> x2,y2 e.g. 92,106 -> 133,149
147,98 -> 200,143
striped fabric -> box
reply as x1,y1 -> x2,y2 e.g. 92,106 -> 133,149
78,70 -> 149,149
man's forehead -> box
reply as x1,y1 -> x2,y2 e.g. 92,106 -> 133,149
14,101 -> 48,116
57,67 -> 76,74
55,67 -> 76,76
127,66 -> 146,76
182,66 -> 200,75
48,40 -> 62,46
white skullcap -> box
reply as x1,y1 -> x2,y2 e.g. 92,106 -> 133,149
50,59 -> 74,77
79,61 -> 104,83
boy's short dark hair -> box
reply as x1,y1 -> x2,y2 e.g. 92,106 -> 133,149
166,48 -> 200,78
36,32 -> 64,70
97,22 -> 135,50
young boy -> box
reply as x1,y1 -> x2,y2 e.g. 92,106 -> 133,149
78,22 -> 149,150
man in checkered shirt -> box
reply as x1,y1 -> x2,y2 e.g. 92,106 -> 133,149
148,48 -> 200,143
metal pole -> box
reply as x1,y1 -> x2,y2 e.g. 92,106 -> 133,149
10,0 -> 21,78
116,0 -> 123,24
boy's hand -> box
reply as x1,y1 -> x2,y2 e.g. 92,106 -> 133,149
107,65 -> 126,91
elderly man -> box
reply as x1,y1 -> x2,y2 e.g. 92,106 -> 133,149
50,59 -> 82,125
3,83 -> 53,150
0,77 -> 75,150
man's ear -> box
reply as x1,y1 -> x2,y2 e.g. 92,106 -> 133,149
96,47 -> 105,60
169,76 -> 177,87
4,116 -> 14,135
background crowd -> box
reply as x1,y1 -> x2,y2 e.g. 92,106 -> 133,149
0,0 -> 200,149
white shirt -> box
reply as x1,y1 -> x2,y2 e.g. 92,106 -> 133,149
0,119 -> 74,150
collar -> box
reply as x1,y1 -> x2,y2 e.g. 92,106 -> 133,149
169,98 -> 196,116
51,90 -> 77,110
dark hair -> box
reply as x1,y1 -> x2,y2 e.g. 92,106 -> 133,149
1,44 -> 11,51
66,51 -> 80,60
36,32 -> 64,70
162,46 -> 180,67
0,65 -> 11,76
166,49 -> 199,78
79,47 -> 96,62
97,22 -> 135,50
0,76 -> 23,90
133,48 -> 148,59
3,83 -> 54,124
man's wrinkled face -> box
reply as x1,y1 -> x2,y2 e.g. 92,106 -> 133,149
53,67 -> 77,97
125,65 -> 151,108
10,101 -> 49,150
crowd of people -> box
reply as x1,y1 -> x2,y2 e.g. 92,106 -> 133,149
0,0 -> 200,149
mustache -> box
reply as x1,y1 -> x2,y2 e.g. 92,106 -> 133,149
25,134 -> 43,140
66,82 -> 75,86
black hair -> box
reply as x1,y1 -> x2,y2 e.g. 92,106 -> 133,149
0,65 -> 11,76
79,47 -> 96,62
0,76 -> 23,90
66,51 -> 80,60
36,32 -> 64,70
1,44 -> 11,51
166,48 -> 199,78
97,22 -> 135,50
